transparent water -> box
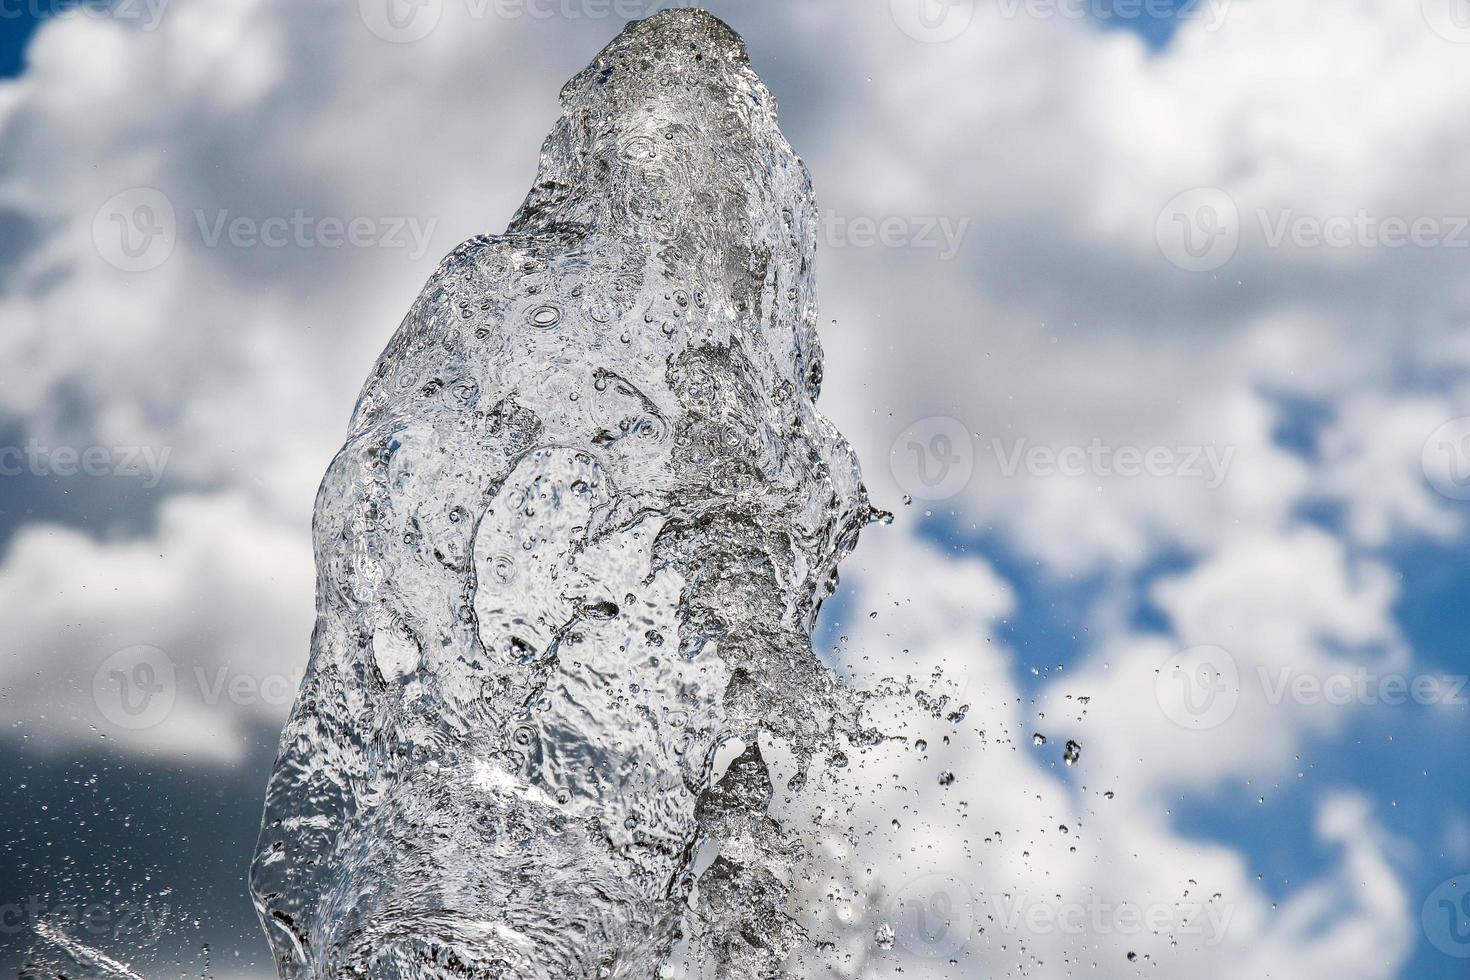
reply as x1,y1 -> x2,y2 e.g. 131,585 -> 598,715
249,10 -> 877,978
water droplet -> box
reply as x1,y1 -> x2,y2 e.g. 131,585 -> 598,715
529,304 -> 562,329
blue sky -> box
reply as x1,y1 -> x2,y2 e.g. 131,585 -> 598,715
1,1 -> 1468,978
0,13 -> 42,77
970,514 -> 1466,975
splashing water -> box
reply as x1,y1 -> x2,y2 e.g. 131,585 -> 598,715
250,10 -> 875,979
22,923 -> 149,980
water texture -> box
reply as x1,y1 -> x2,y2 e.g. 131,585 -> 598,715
250,10 -> 874,978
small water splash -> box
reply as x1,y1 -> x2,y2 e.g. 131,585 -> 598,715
24,921 -> 148,980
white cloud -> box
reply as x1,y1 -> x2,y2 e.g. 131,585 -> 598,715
1317,390 -> 1466,546
1031,527 -> 1406,800
0,492 -> 313,764
797,523 -> 1417,978
796,0 -> 1470,570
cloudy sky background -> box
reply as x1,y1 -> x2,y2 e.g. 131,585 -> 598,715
1,0 -> 1468,975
